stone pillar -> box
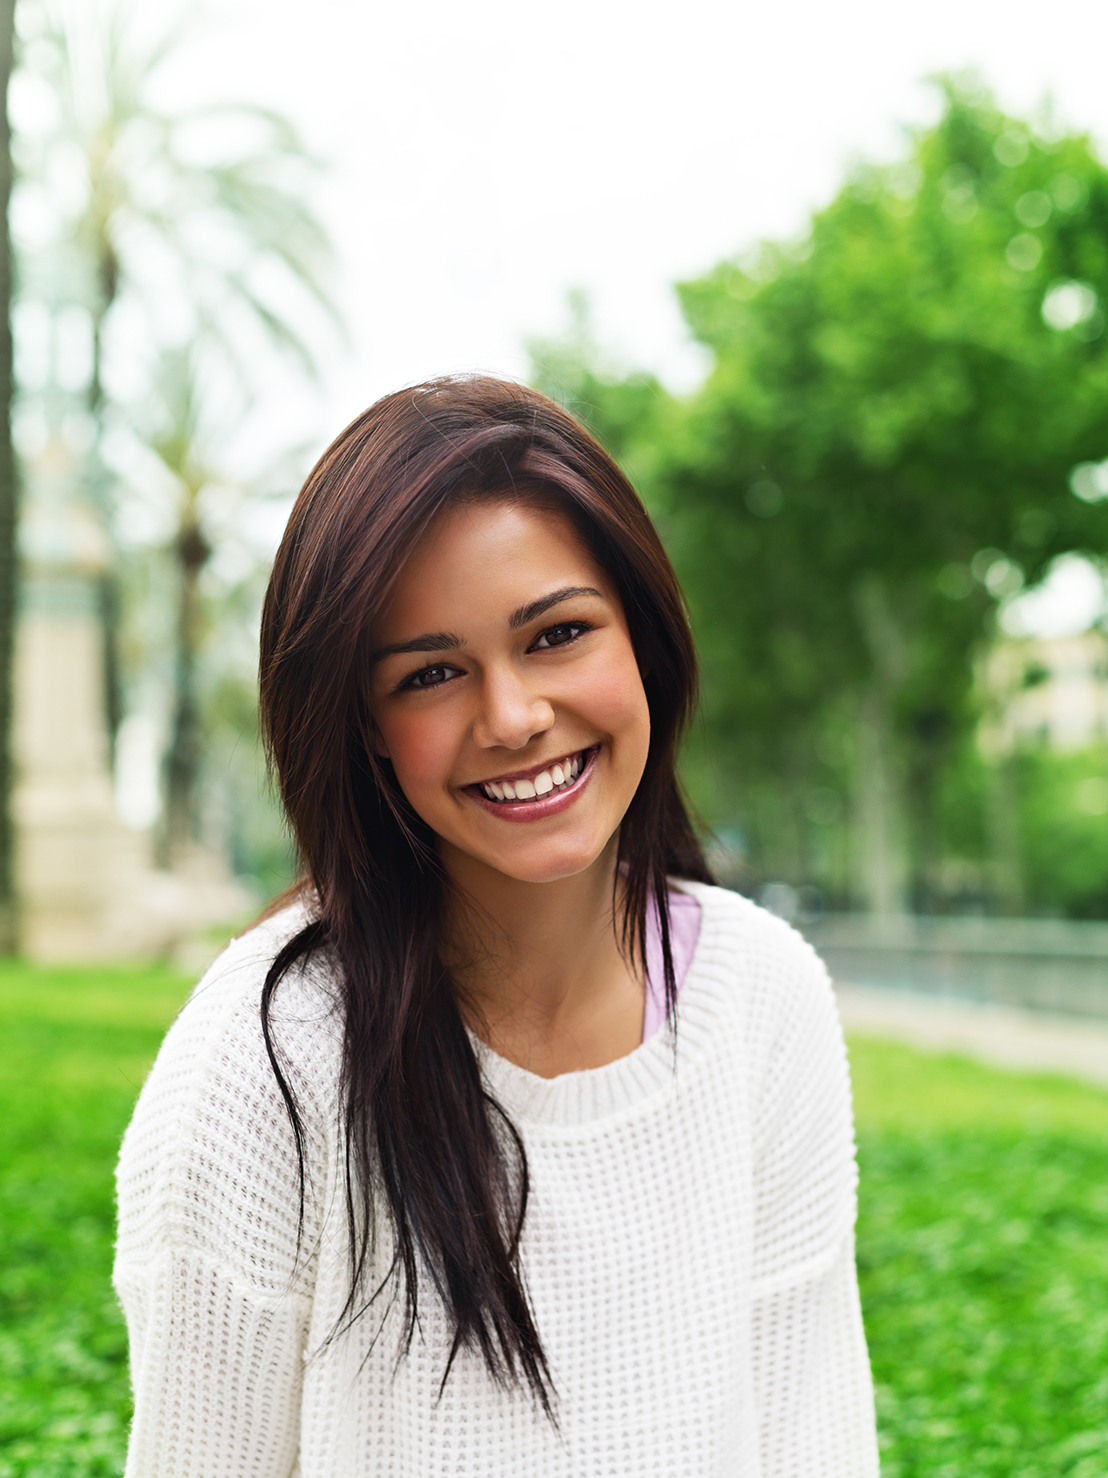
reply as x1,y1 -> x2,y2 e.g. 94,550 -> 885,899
13,438 -> 252,961
13,441 -> 145,957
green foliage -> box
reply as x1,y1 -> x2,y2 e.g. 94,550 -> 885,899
932,741 -> 1108,916
531,80 -> 1108,910
849,1033 -> 1108,1135
667,78 -> 1108,898
851,1039 -> 1108,1476
528,290 -> 676,496
0,960 -> 189,1477
5,965 -> 1108,1474
859,1129 -> 1108,1476
1015,746 -> 1108,917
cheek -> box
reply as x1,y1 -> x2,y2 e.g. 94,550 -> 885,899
378,708 -> 459,795
572,649 -> 651,753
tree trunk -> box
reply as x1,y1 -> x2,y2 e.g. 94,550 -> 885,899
986,751 -> 1023,915
852,575 -> 910,915
852,682 -> 908,914
0,0 -> 19,952
89,292 -> 122,759
905,705 -> 952,913
160,519 -> 208,866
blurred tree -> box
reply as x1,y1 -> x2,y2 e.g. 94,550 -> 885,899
141,350 -> 211,865
529,80 -> 1108,912
1012,744 -> 1108,917
660,76 -> 1108,910
15,0 -> 335,868
17,0 -> 335,757
0,0 -> 16,952
529,289 -> 674,481
130,345 -> 314,869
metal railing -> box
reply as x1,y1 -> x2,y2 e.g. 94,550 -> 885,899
801,913 -> 1108,1020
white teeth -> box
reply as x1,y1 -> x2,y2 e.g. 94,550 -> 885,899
479,750 -> 590,802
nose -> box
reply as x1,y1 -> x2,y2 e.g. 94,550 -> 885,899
471,666 -> 555,751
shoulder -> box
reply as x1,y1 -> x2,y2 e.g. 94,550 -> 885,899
675,880 -> 833,1012
675,881 -> 844,1092
147,900 -> 341,1114
116,902 -> 343,1292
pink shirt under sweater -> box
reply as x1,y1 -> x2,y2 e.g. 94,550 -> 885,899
641,887 -> 702,1043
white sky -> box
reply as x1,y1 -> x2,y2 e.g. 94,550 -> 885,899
168,0 -> 1108,417
88,0 -> 1108,638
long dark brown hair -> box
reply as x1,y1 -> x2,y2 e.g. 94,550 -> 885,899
258,375 -> 712,1409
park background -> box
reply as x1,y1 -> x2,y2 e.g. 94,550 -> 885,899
5,0 -> 1108,1473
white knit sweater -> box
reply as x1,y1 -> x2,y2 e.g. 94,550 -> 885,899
114,882 -> 879,1476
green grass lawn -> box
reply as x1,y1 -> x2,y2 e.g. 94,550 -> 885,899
0,961 -> 189,1478
2,965 -> 1108,1475
851,1039 -> 1108,1476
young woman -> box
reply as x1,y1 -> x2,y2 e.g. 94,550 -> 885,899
114,376 -> 879,1476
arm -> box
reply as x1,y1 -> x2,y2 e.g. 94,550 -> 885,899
116,1249 -> 310,1476
748,929 -> 880,1477
114,937 -> 333,1477
751,1238 -> 877,1475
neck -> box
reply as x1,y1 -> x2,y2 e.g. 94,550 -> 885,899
440,837 -> 645,1075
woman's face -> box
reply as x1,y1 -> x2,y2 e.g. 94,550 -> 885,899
368,499 -> 651,888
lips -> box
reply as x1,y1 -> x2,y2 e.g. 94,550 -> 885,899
464,746 -> 599,821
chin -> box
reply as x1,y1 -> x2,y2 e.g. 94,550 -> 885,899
497,858 -> 598,886
480,834 -> 612,887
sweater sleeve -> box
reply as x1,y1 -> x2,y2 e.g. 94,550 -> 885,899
113,927 -> 336,1478
746,919 -> 880,1478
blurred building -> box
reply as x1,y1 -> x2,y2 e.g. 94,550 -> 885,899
15,426 -> 252,962
983,631 -> 1108,752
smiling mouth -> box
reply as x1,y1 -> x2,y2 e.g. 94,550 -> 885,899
470,748 -> 595,804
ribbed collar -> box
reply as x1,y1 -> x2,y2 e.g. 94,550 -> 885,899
469,881 -> 741,1130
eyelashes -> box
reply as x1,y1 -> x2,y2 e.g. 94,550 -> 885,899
395,620 -> 595,692
530,620 -> 593,650
400,662 -> 462,691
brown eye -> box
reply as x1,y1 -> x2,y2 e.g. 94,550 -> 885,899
403,664 -> 457,690
531,622 -> 590,651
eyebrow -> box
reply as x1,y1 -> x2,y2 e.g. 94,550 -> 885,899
370,629 -> 464,665
508,585 -> 603,630
370,586 -> 604,666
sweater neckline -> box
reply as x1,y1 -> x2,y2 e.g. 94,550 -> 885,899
468,881 -> 736,1129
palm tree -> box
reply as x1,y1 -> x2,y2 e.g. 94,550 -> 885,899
18,0 -> 335,862
19,0 -> 335,726
138,349 -> 212,864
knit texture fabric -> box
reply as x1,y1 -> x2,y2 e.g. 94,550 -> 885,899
114,882 -> 879,1477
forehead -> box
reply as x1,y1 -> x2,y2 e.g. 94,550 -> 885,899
376,500 -> 610,634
